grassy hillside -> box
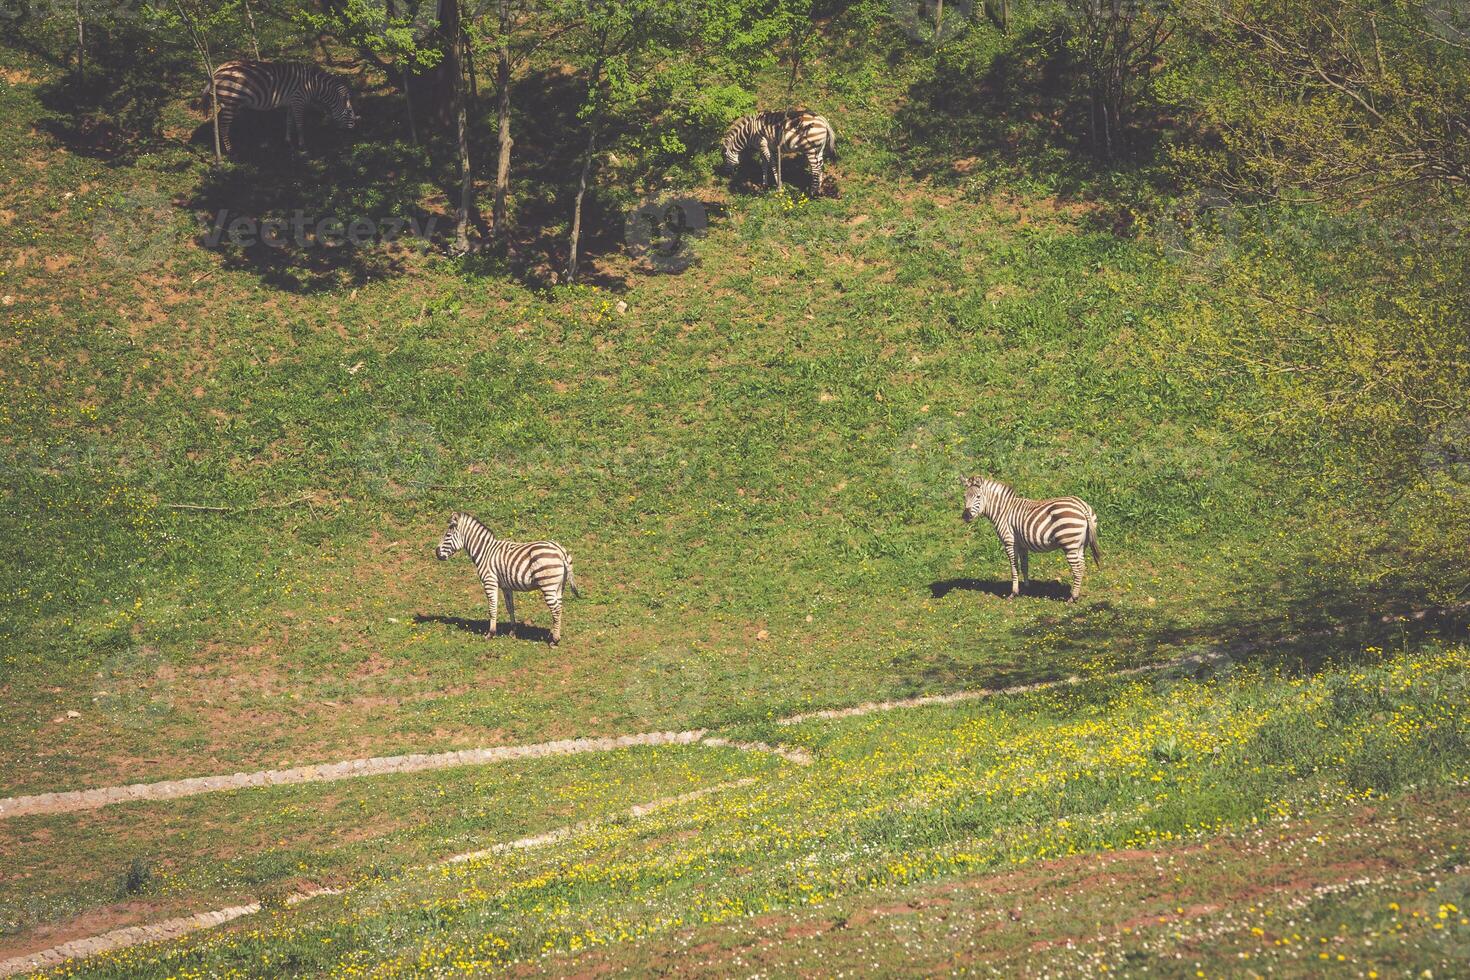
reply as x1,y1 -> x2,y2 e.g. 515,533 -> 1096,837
2,9 -> 1468,975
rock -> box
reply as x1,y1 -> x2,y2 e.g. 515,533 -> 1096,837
66,710 -> 81,718
615,300 -> 627,315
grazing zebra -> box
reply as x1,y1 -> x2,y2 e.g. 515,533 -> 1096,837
721,109 -> 837,194
201,60 -> 358,156
435,512 -> 578,644
960,475 -> 1102,602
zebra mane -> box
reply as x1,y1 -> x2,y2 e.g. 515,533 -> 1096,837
971,476 -> 1015,498
722,115 -> 757,152
452,511 -> 490,534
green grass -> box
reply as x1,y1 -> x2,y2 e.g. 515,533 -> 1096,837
0,745 -> 777,943
36,644 -> 1470,976
0,56 -> 1304,795
2,19 -> 1467,975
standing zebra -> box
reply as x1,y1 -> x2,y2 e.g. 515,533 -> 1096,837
721,109 -> 837,194
435,512 -> 579,644
960,475 -> 1102,602
202,61 -> 358,157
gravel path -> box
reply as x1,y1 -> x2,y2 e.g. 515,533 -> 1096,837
0,730 -> 783,821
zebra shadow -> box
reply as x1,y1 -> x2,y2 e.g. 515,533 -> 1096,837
412,613 -> 554,644
928,578 -> 1073,601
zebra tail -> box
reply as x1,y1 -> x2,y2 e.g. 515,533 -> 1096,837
1087,513 -> 1102,568
825,129 -> 838,161
565,560 -> 582,598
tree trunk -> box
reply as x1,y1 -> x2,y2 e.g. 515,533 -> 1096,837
787,28 -> 800,92
243,0 -> 262,60
567,52 -> 605,283
464,28 -> 478,99
74,0 -> 85,78
492,40 -> 512,236
402,66 -> 419,144
442,0 -> 477,252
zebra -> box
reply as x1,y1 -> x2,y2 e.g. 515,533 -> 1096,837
435,512 -> 579,644
960,475 -> 1102,602
201,61 -> 358,157
721,109 -> 837,194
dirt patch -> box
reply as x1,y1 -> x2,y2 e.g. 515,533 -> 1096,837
0,898 -> 184,960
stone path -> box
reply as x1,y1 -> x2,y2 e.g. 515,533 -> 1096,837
0,887 -> 339,978
0,730 -> 806,821
10,599 -> 1461,822
0,781 -> 752,978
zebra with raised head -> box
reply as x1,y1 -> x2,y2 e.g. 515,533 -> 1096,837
202,60 -> 358,156
721,109 -> 837,194
435,512 -> 578,644
961,475 -> 1102,602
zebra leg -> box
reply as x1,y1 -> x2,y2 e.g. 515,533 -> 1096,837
809,153 -> 823,195
999,536 -> 1021,598
292,103 -> 306,154
1018,547 -> 1029,591
504,589 -> 516,635
1066,546 -> 1086,602
483,575 -> 500,637
543,587 -> 563,646
217,106 -> 235,157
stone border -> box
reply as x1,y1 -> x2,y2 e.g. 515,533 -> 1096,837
0,781 -> 754,978
0,887 -> 339,978
0,731 -> 807,821
6,601 -> 1463,821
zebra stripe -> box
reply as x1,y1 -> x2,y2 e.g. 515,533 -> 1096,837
202,61 -> 358,156
435,512 -> 577,644
961,476 -> 1102,602
721,109 -> 837,194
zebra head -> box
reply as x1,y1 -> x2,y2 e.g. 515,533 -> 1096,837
961,475 -> 1008,523
720,116 -> 752,171
330,80 -> 358,130
436,512 -> 466,560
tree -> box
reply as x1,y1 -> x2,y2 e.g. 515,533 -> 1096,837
439,0 -> 479,252
1175,0 -> 1470,194
472,0 -> 573,238
559,0 -> 788,281
1153,0 -> 1470,596
1067,0 -> 1174,159
156,0 -> 247,162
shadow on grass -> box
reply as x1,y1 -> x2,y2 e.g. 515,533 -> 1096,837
929,578 -> 1072,601
1009,574 -> 1470,682
183,83 -> 448,293
893,22 -> 1171,201
32,27 -> 195,162
413,613 -> 554,644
